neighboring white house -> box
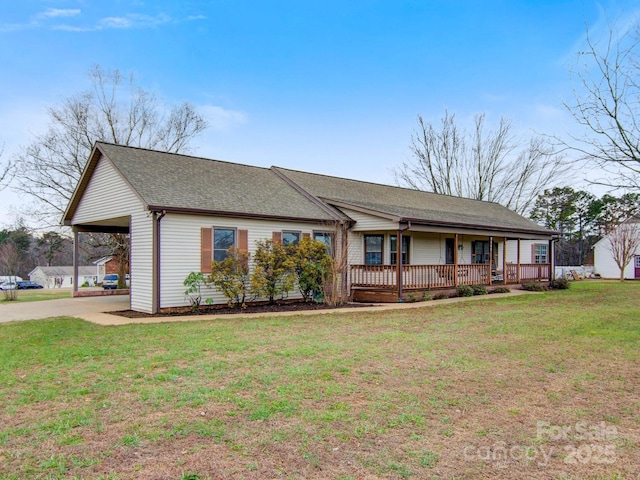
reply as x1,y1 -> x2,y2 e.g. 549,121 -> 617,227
62,142 -> 557,313
29,266 -> 98,288
593,220 -> 640,280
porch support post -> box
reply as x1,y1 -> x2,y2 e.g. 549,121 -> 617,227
488,236 -> 493,285
516,238 -> 521,283
549,239 -> 554,281
454,233 -> 459,286
72,228 -> 79,296
503,237 -> 507,284
397,229 -> 403,302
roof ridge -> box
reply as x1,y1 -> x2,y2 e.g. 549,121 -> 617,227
272,165 -> 507,207
95,141 -> 272,173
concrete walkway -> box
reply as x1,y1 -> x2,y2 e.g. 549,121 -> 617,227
0,294 -> 130,323
78,289 -> 537,326
1,290 -> 538,326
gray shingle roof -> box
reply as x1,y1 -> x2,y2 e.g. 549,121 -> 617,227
32,266 -> 96,277
97,143 -> 336,221
67,142 -> 553,236
273,167 -> 554,235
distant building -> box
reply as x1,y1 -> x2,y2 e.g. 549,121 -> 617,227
29,266 -> 98,288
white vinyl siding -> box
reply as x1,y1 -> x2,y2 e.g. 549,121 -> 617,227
159,214 -> 327,308
71,157 -> 144,225
339,208 -> 398,231
71,155 -> 151,313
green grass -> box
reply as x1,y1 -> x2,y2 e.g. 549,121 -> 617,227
0,281 -> 638,479
0,289 -> 71,303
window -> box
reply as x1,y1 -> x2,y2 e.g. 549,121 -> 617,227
390,235 -> 410,265
364,235 -> 384,265
472,241 -> 490,264
533,243 -> 548,264
282,231 -> 301,246
472,240 -> 499,268
313,231 -> 334,255
636,256 -> 640,268
213,228 -> 235,261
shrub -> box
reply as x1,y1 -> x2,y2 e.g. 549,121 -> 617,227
434,293 -> 449,300
471,284 -> 488,295
183,272 -> 208,312
456,285 -> 474,297
550,278 -> 571,290
491,286 -> 511,294
290,238 -> 332,302
251,239 -> 295,304
522,281 -> 549,291
209,247 -> 253,309
423,290 -> 433,301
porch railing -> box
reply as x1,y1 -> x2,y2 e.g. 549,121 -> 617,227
350,263 -> 551,289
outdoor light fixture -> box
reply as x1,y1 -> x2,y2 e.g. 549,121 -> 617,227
458,243 -> 463,251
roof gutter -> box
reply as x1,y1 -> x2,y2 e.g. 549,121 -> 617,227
146,205 -> 334,224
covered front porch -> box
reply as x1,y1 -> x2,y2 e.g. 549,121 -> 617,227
348,230 -> 554,302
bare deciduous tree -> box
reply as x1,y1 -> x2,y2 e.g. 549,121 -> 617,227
564,21 -> 640,190
607,220 -> 640,281
11,65 -> 208,282
0,142 -> 12,191
395,111 -> 565,215
12,65 -> 208,225
0,241 -> 27,301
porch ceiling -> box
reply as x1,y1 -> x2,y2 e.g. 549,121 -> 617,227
72,216 -> 130,234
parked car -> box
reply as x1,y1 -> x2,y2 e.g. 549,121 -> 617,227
16,281 -> 44,289
0,281 -> 17,290
102,274 -> 119,289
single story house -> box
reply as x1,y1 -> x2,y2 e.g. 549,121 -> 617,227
63,142 -> 557,313
29,266 -> 98,288
93,256 -> 128,278
593,220 -> 640,280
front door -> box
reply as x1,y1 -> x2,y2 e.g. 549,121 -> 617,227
635,256 -> 640,279
445,238 -> 455,264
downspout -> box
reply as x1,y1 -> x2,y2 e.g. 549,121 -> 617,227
152,210 -> 166,314
397,221 -> 411,302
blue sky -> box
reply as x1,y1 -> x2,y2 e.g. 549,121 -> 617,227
0,0 -> 638,228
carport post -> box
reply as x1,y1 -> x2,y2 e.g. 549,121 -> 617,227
73,228 -> 79,295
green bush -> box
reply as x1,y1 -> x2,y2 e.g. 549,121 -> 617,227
183,272 -> 208,312
290,238 -> 332,302
423,291 -> 433,301
491,286 -> 511,294
251,239 -> 295,304
550,278 -> 571,290
471,284 -> 488,295
456,285 -> 474,297
210,247 -> 253,309
522,281 -> 549,291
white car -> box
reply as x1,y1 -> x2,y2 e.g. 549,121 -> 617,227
0,282 -> 17,290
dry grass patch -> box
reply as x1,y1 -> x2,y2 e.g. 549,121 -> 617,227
0,281 -> 638,479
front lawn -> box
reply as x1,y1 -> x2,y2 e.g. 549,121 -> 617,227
0,281 -> 638,479
0,289 -> 71,303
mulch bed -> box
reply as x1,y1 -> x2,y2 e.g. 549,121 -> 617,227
110,301 -> 371,318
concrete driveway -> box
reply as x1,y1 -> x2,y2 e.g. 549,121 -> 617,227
0,295 -> 130,323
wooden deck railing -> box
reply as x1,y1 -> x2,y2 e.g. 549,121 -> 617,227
519,263 -> 550,281
350,263 -> 550,289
